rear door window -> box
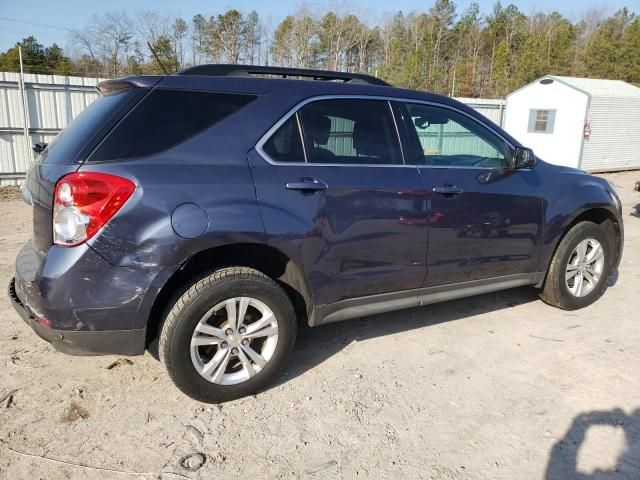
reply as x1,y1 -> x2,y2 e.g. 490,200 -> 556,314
297,99 -> 403,165
90,90 -> 256,161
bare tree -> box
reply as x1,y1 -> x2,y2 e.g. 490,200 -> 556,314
318,12 -> 360,71
59,5 -> 639,96
429,0 -> 456,85
379,12 -> 401,65
206,10 -> 247,63
259,19 -> 272,65
70,28 -> 102,76
71,11 -> 133,77
192,14 -> 207,64
572,6 -> 608,74
271,16 -> 295,67
407,12 -> 429,53
293,8 -> 318,68
172,18 -> 188,69
244,10 -> 260,64
135,10 -> 171,65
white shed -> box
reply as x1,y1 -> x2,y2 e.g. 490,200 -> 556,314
504,75 -> 640,172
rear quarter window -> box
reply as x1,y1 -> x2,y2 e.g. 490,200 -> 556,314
40,87 -> 146,164
89,89 -> 256,161
262,115 -> 305,163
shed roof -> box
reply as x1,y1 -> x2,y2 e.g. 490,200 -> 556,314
549,76 -> 640,98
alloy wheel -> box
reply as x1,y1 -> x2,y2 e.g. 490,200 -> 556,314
565,238 -> 605,297
190,297 -> 279,385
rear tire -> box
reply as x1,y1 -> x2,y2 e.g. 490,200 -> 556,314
539,221 -> 613,310
159,267 -> 297,403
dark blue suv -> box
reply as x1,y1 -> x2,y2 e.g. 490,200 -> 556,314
9,65 -> 623,402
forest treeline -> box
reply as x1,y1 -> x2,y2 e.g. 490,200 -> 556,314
0,1 -> 638,98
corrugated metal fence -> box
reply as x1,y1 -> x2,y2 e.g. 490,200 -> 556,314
0,72 -> 505,185
455,97 -> 506,127
0,72 -> 104,185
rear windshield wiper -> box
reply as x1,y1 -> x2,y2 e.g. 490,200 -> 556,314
32,142 -> 48,154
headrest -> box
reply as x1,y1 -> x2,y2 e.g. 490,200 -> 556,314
353,118 -> 387,157
304,112 -> 331,145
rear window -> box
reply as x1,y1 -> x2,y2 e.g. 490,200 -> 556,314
41,87 -> 145,164
90,90 -> 256,161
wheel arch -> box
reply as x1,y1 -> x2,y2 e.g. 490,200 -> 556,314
538,206 -> 622,288
145,243 -> 313,346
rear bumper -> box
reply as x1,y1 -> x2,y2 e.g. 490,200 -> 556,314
10,240 -> 178,356
9,277 -> 145,356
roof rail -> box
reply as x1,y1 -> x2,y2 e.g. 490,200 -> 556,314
176,64 -> 390,87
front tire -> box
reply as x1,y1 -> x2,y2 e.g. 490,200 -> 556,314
540,221 -> 613,310
159,267 -> 297,403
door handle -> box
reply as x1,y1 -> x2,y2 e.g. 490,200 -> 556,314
432,185 -> 464,196
286,177 -> 328,192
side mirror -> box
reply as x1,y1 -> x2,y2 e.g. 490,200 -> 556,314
513,147 -> 536,169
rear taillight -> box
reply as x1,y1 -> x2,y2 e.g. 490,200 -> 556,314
53,172 -> 135,246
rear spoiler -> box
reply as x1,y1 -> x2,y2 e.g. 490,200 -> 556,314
96,76 -> 163,95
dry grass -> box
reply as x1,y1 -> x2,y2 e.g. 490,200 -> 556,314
0,186 -> 21,202
106,358 -> 134,370
61,402 -> 90,423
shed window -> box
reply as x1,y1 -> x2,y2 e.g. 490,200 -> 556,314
528,109 -> 556,134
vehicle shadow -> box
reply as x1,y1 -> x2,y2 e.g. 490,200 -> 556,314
145,286 -> 540,368
631,203 -> 640,218
270,286 -> 540,388
545,408 -> 640,480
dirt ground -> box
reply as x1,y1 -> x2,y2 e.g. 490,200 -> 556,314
0,171 -> 639,480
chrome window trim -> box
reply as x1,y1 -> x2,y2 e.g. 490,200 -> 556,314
294,112 -> 308,163
387,100 -> 406,165
254,94 -> 517,169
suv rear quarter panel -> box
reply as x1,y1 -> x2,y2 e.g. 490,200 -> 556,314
84,138 -> 267,269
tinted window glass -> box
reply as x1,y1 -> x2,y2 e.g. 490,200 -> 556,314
262,114 -> 305,163
41,87 -> 145,164
298,99 -> 402,165
90,90 -> 256,161
400,103 -> 508,169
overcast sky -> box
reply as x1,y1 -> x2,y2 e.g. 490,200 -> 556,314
0,0 -> 636,52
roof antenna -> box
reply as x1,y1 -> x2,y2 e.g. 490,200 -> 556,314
147,41 -> 169,75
